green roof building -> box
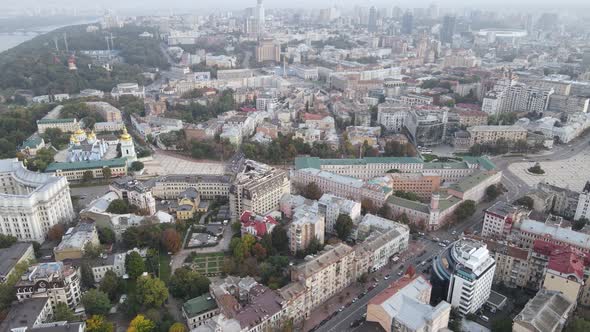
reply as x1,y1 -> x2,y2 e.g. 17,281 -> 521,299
182,294 -> 219,329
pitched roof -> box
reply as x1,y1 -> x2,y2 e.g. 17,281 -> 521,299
45,158 -> 127,172
183,294 -> 218,318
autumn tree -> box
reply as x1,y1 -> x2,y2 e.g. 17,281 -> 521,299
128,315 -> 155,332
161,228 -> 182,253
87,315 -> 114,332
136,275 -> 169,308
47,223 -> 66,241
168,323 -> 187,332
252,243 -> 267,260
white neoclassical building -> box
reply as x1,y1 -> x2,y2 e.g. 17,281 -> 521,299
0,159 -> 75,242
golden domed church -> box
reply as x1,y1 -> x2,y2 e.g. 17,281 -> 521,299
67,129 -> 109,162
119,127 -> 137,166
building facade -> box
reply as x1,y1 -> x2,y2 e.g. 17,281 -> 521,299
0,159 -> 74,242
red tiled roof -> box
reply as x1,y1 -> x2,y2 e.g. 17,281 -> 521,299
507,246 -> 529,261
547,248 -> 584,280
533,239 -> 563,256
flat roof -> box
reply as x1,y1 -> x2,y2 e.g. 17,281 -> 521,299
449,171 -> 497,193
0,243 -> 32,277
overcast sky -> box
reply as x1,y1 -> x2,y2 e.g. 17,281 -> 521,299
7,0 -> 590,13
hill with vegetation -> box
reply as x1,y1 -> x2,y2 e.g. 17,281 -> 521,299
0,25 -> 169,97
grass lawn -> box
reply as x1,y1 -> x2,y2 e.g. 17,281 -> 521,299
187,252 -> 225,276
159,253 -> 171,283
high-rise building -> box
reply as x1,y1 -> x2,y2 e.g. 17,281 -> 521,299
255,38 -> 280,63
229,160 -> 290,222
440,15 -> 456,44
401,12 -> 413,35
368,6 -> 378,33
433,238 -> 496,315
255,0 -> 265,36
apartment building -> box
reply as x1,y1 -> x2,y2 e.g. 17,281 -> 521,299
15,262 -> 81,309
467,125 -> 528,146
481,237 -> 531,289
354,215 -> 410,272
150,174 -> 231,200
482,201 -> 529,238
289,204 -> 325,254
367,274 -> 451,332
574,182 -> 590,221
110,176 -> 156,215
86,102 -> 123,122
289,244 -> 357,318
255,38 -> 280,63
377,103 -> 409,132
317,193 -> 362,234
36,118 -> 80,134
54,223 -> 100,261
513,218 -> 590,253
229,160 -> 290,222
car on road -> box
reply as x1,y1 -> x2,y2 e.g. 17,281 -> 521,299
339,306 -> 345,312
451,230 -> 457,235
384,274 -> 390,280
439,242 -> 446,247
352,297 -> 358,303
433,237 -> 440,242
420,261 -> 426,266
397,271 -> 403,276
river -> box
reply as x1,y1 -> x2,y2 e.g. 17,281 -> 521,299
0,18 -> 99,53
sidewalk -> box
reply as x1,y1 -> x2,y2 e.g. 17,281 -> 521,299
301,240 -> 423,331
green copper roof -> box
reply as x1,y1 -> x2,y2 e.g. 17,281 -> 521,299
449,171 -> 497,193
462,156 -> 497,171
182,295 -> 218,317
37,118 -> 76,124
45,158 -> 127,172
294,156 -> 423,170
387,196 -> 430,214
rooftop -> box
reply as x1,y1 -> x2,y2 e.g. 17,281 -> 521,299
183,294 -> 218,318
45,158 -> 127,172
485,201 -> 518,219
292,243 -> 354,278
520,219 -> 590,250
448,171 -> 497,193
54,222 -> 97,252
0,298 -> 50,332
0,243 -> 33,279
37,118 -> 76,124
514,290 -> 574,332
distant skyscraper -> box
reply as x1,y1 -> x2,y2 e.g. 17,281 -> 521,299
440,15 -> 455,44
368,6 -> 378,33
524,14 -> 534,35
255,0 -> 265,36
401,11 -> 413,35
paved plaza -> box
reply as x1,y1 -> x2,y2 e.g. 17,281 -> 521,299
142,151 -> 226,176
507,148 -> 590,192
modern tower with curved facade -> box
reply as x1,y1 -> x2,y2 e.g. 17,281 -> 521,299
0,159 -> 74,242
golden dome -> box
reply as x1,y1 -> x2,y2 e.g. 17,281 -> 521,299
69,135 -> 79,144
74,128 -> 85,135
120,127 -> 132,141
87,131 -> 96,139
